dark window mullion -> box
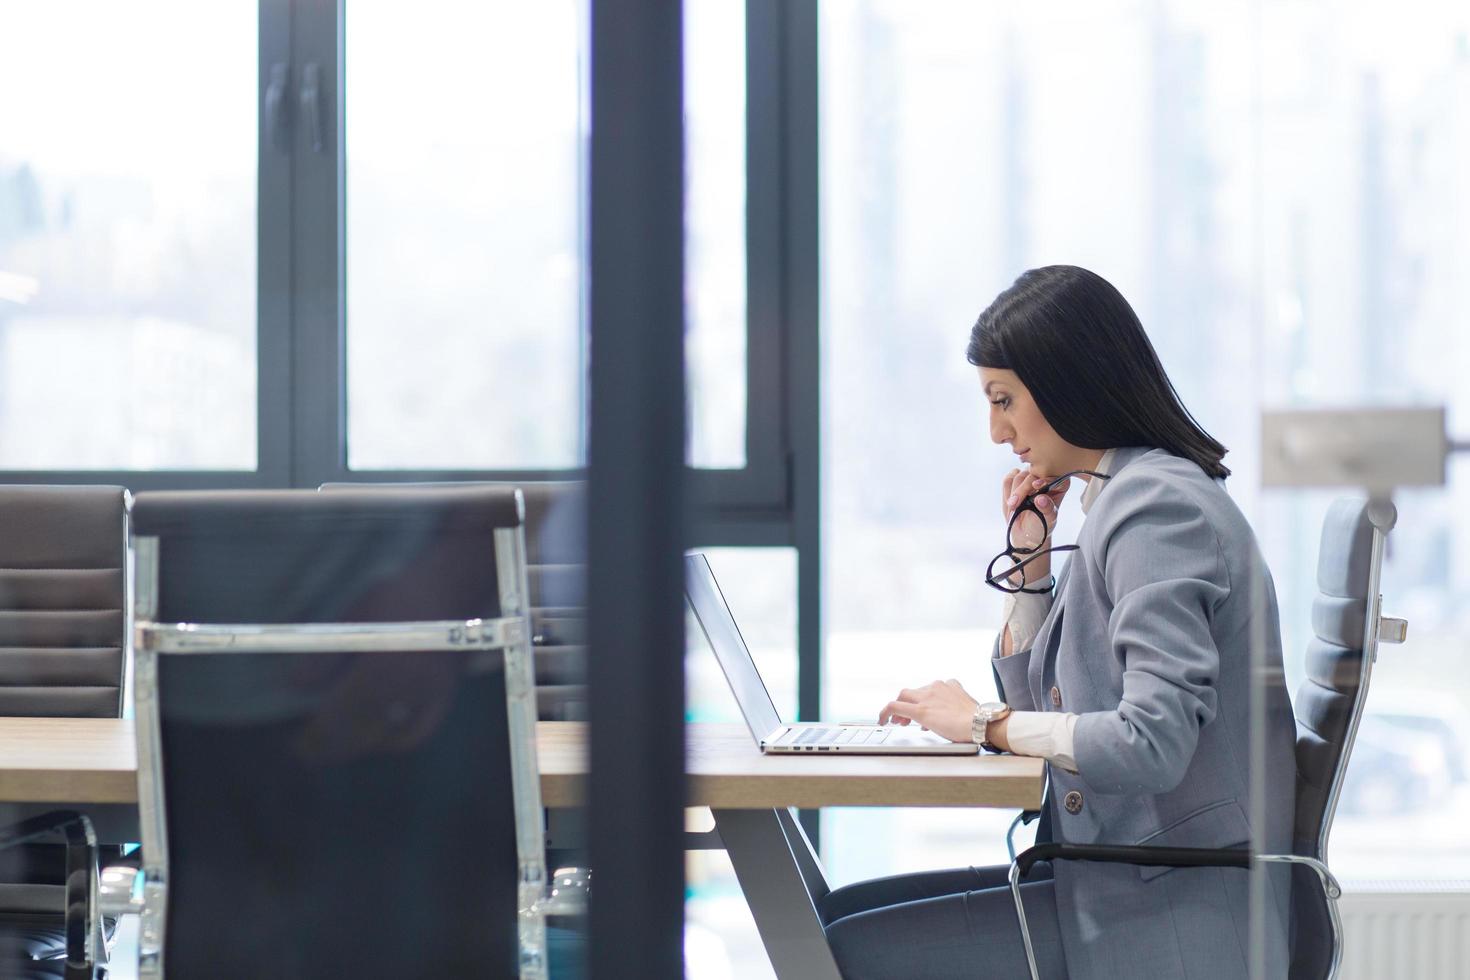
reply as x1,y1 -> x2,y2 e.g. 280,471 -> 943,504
256,0 -> 294,488
739,0 -> 792,510
288,0 -> 345,490
779,0 -> 823,848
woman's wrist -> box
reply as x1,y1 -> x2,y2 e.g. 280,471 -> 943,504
986,714 -> 1011,753
1017,554 -> 1051,586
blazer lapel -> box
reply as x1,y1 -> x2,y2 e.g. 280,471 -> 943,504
1024,554 -> 1071,707
1024,450 -> 1151,707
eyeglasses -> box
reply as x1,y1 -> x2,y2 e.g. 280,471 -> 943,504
985,469 -> 1110,594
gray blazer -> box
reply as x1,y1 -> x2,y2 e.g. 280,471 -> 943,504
993,446 -> 1297,980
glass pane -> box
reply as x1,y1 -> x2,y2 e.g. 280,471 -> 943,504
685,0 -> 748,469
1252,6 -> 1470,884
346,2 -> 582,470
684,546 -> 794,980
820,0 -> 1024,884
686,847 -> 774,979
820,0 -> 1470,890
0,2 -> 256,470
686,547 -> 797,726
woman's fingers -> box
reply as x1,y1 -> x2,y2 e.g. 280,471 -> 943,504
1005,468 -> 1033,517
879,700 -> 925,726
1044,476 -> 1072,506
1001,468 -> 1020,518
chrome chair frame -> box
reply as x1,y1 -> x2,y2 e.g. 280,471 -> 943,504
116,520 -> 551,980
1006,501 -> 1403,980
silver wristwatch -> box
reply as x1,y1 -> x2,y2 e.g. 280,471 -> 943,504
972,701 -> 1012,751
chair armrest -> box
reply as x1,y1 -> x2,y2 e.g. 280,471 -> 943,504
1005,809 -> 1041,862
99,864 -> 145,917
0,810 -> 100,979
0,809 -> 93,853
1013,842 -> 1251,879
1007,843 -> 1251,980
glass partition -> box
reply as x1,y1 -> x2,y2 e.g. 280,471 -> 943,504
819,0 -> 1470,966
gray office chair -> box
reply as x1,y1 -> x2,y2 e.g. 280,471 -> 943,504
320,481 -> 589,720
0,485 -> 128,978
1007,498 -> 1405,980
103,487 -> 555,979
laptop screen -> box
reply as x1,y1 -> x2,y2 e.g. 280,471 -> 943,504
685,553 -> 784,741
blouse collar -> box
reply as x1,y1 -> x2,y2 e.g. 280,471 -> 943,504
1080,448 -> 1118,516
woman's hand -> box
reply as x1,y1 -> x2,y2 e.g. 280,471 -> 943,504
878,679 -> 981,744
1001,468 -> 1073,550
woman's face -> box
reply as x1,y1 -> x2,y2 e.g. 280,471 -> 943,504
978,366 -> 1083,477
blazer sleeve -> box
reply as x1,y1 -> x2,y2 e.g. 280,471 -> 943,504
1072,485 -> 1230,794
990,633 -> 1038,711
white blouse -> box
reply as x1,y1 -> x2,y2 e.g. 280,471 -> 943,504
995,448 -> 1116,773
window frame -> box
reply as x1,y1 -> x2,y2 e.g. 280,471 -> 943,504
0,0 -> 825,838
0,0 -> 794,511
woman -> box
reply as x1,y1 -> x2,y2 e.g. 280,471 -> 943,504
820,266 -> 1298,979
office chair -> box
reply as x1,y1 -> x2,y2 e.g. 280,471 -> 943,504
1007,498 -> 1405,980
319,481 -> 589,720
0,486 -> 128,978
100,487 -> 555,979
318,481 -> 592,908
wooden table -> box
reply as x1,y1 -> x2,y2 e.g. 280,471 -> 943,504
0,717 -> 1044,979
0,718 -> 1043,810
538,721 -> 1043,809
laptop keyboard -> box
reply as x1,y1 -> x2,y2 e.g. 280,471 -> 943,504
792,726 -> 887,746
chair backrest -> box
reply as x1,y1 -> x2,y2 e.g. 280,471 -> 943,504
320,481 -> 589,720
1288,497 -> 1397,980
130,487 -> 537,979
1293,497 -> 1395,857
0,485 -> 127,916
0,485 -> 128,717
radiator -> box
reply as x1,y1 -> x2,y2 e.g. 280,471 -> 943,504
1337,884 -> 1470,980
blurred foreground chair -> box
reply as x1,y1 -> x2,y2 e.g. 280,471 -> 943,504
318,482 -> 591,879
1007,498 -> 1405,980
319,482 -> 588,720
0,486 -> 128,978
107,487 -> 566,978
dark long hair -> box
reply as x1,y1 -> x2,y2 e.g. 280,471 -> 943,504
967,265 -> 1229,479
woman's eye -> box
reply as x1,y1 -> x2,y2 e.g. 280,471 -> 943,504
990,398 -> 1009,409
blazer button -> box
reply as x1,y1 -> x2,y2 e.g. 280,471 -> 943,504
1063,790 -> 1084,815
1050,686 -> 1062,708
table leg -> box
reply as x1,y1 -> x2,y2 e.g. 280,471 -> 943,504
712,808 -> 841,980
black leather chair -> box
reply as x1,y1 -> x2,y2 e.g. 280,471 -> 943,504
319,481 -> 589,720
1008,498 -> 1405,980
110,487 -> 555,979
0,486 -> 128,978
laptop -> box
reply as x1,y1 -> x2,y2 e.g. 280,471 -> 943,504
685,553 -> 979,756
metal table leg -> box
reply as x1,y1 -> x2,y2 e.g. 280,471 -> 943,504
712,808 -> 841,980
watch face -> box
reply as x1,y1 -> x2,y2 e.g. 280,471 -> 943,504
979,701 -> 1007,721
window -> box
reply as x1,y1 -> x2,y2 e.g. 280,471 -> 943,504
345,2 -> 584,470
0,1 -> 257,470
3,0 -> 774,496
685,0 -> 749,469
